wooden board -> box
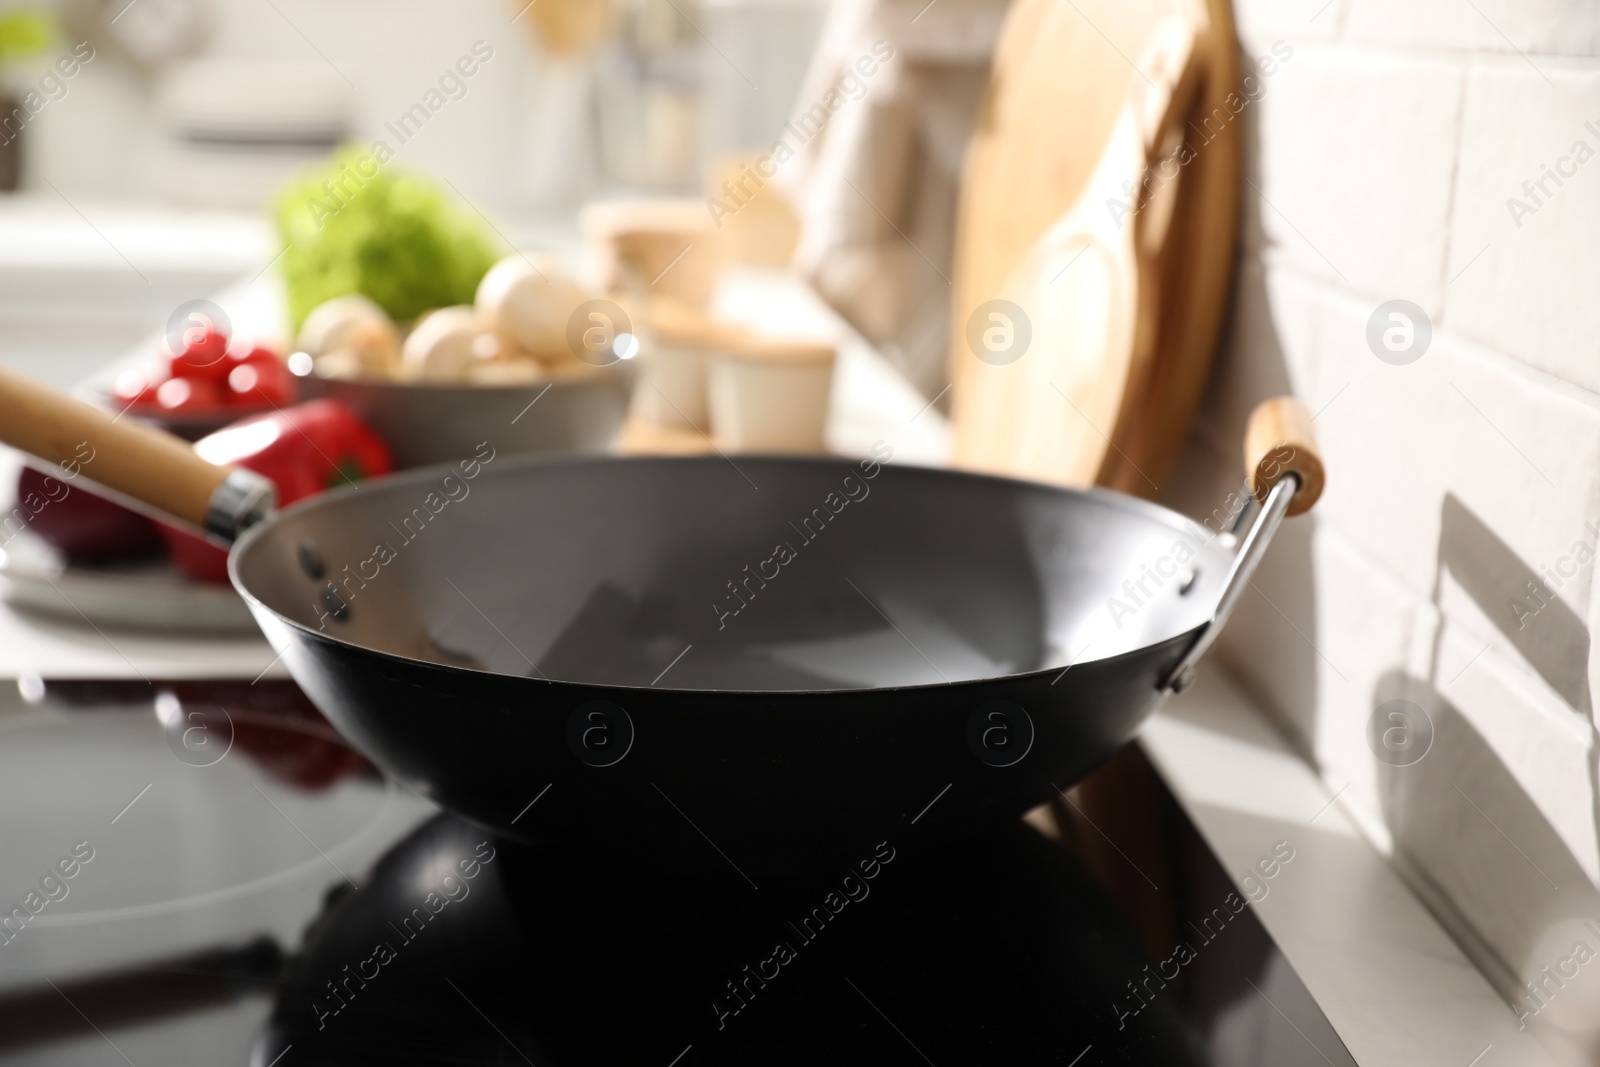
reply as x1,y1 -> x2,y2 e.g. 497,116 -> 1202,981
949,0 -> 1240,497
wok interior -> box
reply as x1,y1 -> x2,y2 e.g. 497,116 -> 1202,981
234,456 -> 1230,692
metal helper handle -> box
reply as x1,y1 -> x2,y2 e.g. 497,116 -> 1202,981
1162,474 -> 1297,693
1160,396 -> 1326,693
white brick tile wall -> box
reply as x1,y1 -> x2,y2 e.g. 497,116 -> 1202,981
1212,513 -> 1322,750
1232,1 -> 1346,50
1432,502 -> 1598,728
1426,620 -> 1600,886
1234,103 -> 1268,257
1589,574 -> 1600,744
1346,0 -> 1600,58
1389,615 -> 1600,985
1253,47 -> 1463,313
1445,63 -> 1600,395
1189,256 -> 1322,456
1216,525 -> 1429,827
1312,298 -> 1600,620
1201,0 -> 1600,1013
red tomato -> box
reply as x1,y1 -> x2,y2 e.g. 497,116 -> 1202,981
232,345 -> 281,369
155,376 -> 223,412
225,349 -> 296,406
168,329 -> 232,382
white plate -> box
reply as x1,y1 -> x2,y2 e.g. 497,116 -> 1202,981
0,530 -> 258,634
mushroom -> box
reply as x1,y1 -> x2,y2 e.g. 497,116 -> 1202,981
298,295 -> 400,374
401,306 -> 484,382
475,253 -> 591,361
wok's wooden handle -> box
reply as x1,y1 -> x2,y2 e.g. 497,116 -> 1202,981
1244,396 -> 1324,517
0,363 -> 267,537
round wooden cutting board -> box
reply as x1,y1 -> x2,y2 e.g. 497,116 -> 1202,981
949,0 -> 1241,497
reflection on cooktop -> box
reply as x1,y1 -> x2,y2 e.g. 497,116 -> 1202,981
0,679 -> 1355,1066
259,814 -> 1207,1066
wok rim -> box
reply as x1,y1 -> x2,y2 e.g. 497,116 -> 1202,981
228,452 -> 1216,698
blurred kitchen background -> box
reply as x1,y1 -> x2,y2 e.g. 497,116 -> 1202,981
0,0 -> 833,386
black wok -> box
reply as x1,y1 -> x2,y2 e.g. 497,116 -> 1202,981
0,368 -> 1323,882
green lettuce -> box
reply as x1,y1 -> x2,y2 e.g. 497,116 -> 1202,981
0,10 -> 53,68
273,149 -> 502,331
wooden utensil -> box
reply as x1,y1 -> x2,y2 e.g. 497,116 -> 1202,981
515,0 -> 614,55
949,0 -> 1239,496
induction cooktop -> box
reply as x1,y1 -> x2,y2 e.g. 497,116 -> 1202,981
0,679 -> 1355,1066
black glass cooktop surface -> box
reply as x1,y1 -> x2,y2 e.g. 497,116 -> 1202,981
0,680 -> 1355,1066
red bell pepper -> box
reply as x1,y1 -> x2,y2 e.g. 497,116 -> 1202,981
161,400 -> 393,583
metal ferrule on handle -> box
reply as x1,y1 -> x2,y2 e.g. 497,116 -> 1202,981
204,468 -> 278,544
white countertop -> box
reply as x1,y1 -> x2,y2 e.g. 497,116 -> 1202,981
1145,668 -> 1565,1067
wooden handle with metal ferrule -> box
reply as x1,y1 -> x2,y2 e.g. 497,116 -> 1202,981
1243,396 -> 1324,517
0,363 -> 271,539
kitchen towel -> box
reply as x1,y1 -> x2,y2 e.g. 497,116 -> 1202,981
778,0 -> 1012,406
